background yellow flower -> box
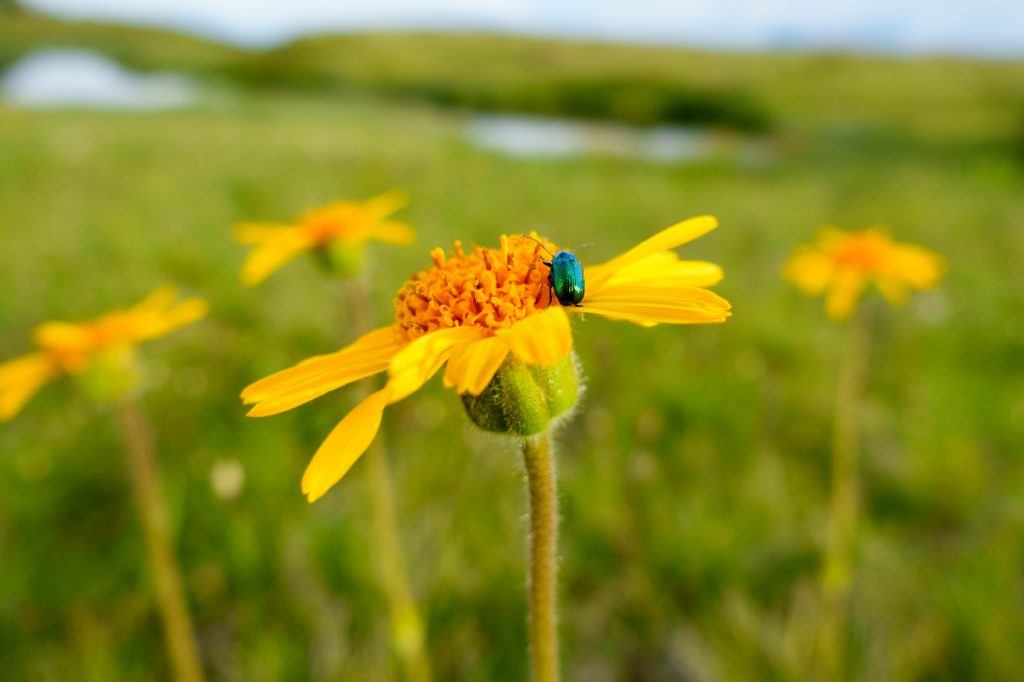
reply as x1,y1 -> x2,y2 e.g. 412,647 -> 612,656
784,227 -> 944,320
0,287 -> 207,419
234,190 -> 415,285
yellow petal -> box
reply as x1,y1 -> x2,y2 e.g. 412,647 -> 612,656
496,306 -> 572,366
784,249 -> 836,295
386,326 -> 483,402
32,321 -> 91,351
443,336 -> 511,395
576,303 -> 729,325
243,327 -> 402,415
887,244 -> 945,290
239,231 -> 315,286
587,284 -> 731,308
362,188 -> 410,219
131,286 -> 179,315
247,356 -> 395,417
301,387 -> 392,503
133,297 -> 208,341
587,216 -> 719,287
0,353 -> 57,421
307,190 -> 409,227
824,270 -> 866,321
233,222 -> 297,245
575,285 -> 731,325
369,220 -> 416,245
242,327 -> 396,404
595,252 -> 724,292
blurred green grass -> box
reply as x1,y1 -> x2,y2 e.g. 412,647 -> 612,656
2,20 -> 1024,681
0,8 -> 244,76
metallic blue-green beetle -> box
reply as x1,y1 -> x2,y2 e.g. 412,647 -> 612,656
526,236 -> 585,306
545,250 -> 585,306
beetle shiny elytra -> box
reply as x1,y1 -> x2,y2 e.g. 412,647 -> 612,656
525,236 -> 585,307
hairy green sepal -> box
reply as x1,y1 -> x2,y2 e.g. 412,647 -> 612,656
461,354 -> 578,436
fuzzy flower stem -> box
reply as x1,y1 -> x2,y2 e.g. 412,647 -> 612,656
342,279 -> 431,682
114,398 -> 204,682
522,433 -> 560,682
820,313 -> 869,680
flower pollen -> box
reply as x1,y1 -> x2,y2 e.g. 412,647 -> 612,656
394,233 -> 558,341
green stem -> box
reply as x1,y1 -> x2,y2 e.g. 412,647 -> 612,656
521,433 -> 560,682
341,278 -> 431,682
115,399 -> 204,682
366,437 -> 431,682
820,316 -> 869,681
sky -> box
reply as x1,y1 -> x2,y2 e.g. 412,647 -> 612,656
22,0 -> 1024,57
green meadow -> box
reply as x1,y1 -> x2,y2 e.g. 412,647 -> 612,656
1,12 -> 1024,681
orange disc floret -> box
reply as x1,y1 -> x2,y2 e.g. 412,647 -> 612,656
301,204 -> 365,243
394,233 -> 559,341
829,230 -> 889,271
37,316 -> 134,372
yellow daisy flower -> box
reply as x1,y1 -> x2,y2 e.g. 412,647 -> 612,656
784,227 -> 944,321
0,287 -> 207,420
243,215 -> 731,502
234,189 -> 415,285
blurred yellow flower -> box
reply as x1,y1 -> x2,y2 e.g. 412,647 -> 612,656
243,215 -> 731,502
784,227 -> 944,321
0,287 -> 207,420
234,190 -> 415,285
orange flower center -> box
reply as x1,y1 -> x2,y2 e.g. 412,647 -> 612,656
832,233 -> 890,272
302,205 -> 370,244
394,234 -> 557,341
41,315 -> 139,371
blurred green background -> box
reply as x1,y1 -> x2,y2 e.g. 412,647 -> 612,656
2,3 -> 1024,680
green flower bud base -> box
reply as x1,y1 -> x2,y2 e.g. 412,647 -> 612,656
76,346 -> 143,404
314,240 -> 364,279
461,353 -> 579,436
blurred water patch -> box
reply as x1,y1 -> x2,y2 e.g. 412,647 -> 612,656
465,114 -> 769,165
1,49 -> 197,109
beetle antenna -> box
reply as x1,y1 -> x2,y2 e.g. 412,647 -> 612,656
521,234 -> 555,258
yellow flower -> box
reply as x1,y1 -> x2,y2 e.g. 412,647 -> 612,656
784,227 -> 944,321
234,190 -> 416,285
0,287 -> 207,420
243,216 -> 731,502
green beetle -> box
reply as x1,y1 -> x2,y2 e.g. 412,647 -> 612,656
526,236 -> 585,307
